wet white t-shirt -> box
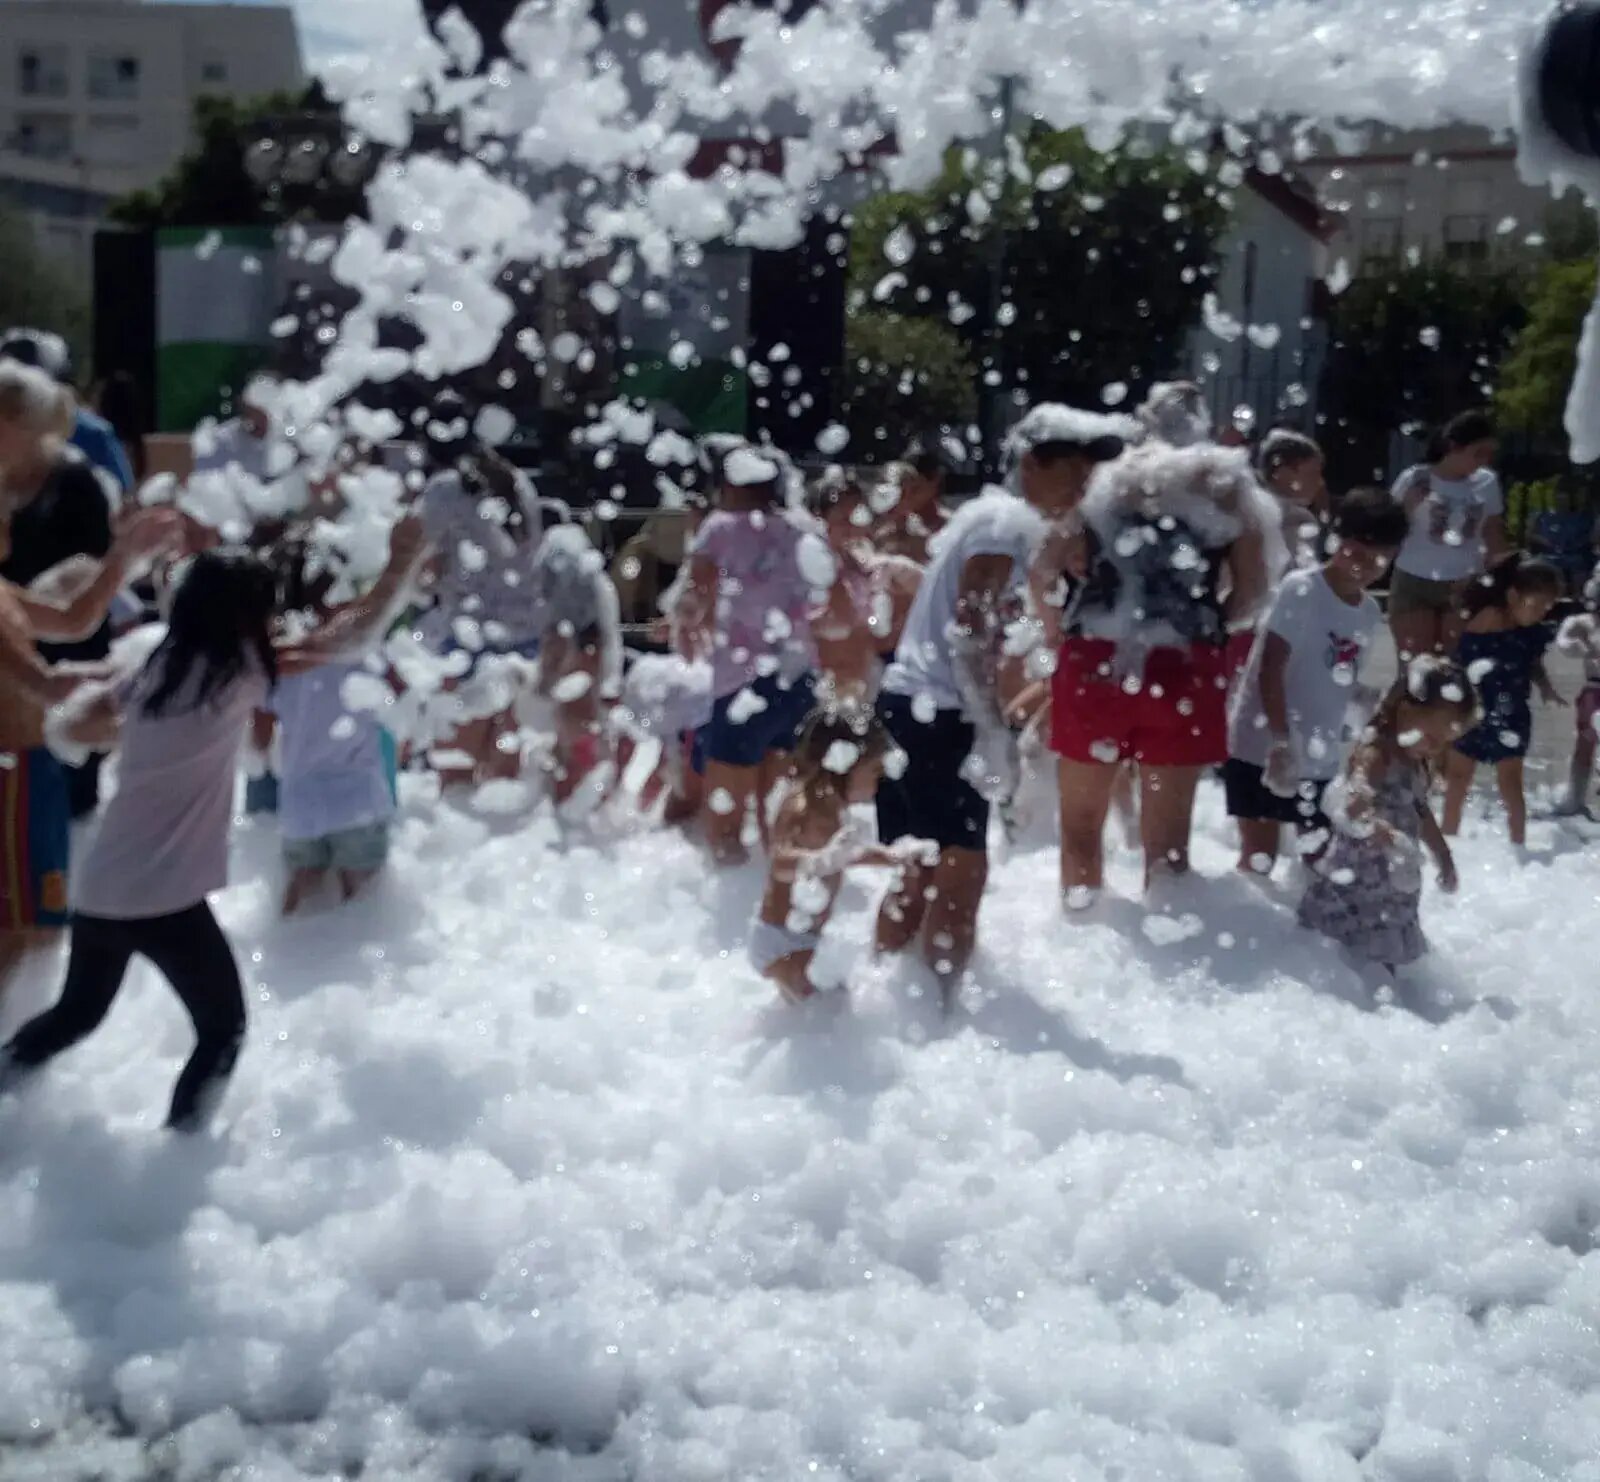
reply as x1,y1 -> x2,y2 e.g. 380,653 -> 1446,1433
883,491 -> 1044,714
1228,569 -> 1379,780
75,662 -> 267,919
1392,466 -> 1503,583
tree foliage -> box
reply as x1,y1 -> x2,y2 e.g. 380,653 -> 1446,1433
109,88 -> 361,229
1496,257 -> 1597,447
0,205 -> 90,372
1317,261 -> 1528,486
841,313 -> 978,457
844,126 -> 1229,429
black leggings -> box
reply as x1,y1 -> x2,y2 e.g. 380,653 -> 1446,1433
4,902 -> 246,1131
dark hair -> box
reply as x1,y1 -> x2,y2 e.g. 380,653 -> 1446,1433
1333,486 -> 1410,549
269,528 -> 337,618
791,706 -> 891,798
1460,553 -> 1562,622
143,549 -> 278,717
1427,410 -> 1496,463
810,469 -> 864,520
1257,429 -> 1322,483
1030,435 -> 1127,467
1371,654 -> 1480,741
713,438 -> 783,508
903,434 -> 955,482
424,389 -> 532,542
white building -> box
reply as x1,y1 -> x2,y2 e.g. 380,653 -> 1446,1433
0,0 -> 303,272
1298,124 -> 1574,275
1188,171 -> 1334,435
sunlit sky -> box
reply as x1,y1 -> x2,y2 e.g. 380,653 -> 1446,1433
165,0 -> 420,67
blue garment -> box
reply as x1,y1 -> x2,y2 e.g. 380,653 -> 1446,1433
1455,622 -> 1556,764
693,671 -> 814,771
267,662 -> 395,843
71,410 -> 133,494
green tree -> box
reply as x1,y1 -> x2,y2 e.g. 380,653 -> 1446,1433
842,313 -> 978,456
1317,261 -> 1528,486
110,87 -> 362,229
1497,256 -> 1597,447
845,127 -> 1229,420
0,205 -> 91,371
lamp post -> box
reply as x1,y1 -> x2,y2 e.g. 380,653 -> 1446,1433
977,0 -> 1026,477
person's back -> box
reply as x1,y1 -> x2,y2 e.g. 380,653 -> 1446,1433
272,660 -> 392,843
693,505 -> 819,696
75,659 -> 265,921
885,491 -> 1043,710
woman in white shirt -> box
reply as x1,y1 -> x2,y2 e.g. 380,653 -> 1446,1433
1388,410 -> 1509,662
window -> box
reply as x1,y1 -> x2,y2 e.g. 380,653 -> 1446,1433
201,57 -> 228,85
18,44 -> 69,98
1443,214 -> 1490,262
1360,216 -> 1402,270
13,113 -> 74,160
87,114 -> 140,166
1443,178 -> 1492,263
87,51 -> 142,102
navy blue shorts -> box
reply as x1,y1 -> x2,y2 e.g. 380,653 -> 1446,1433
1455,706 -> 1532,765
694,671 -> 815,771
875,692 -> 988,853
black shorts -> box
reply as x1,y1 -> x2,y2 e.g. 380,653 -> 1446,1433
875,692 -> 988,853
1222,758 -> 1330,834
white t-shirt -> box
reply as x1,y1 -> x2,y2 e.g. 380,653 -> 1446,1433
1228,569 -> 1379,780
1391,466 -> 1504,582
883,490 -> 1044,714
76,663 -> 267,920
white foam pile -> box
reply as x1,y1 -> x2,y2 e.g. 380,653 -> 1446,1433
4,787 -> 1600,1478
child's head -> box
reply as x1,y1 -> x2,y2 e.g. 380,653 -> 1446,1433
811,470 -> 870,547
144,548 -> 278,716
792,706 -> 892,805
270,530 -> 338,627
1136,380 -> 1212,449
1257,430 -> 1324,505
1379,655 -> 1480,761
1463,553 -> 1563,627
1428,410 -> 1497,476
1005,404 -> 1134,516
715,439 -> 784,510
1327,486 -> 1409,588
899,434 -> 954,511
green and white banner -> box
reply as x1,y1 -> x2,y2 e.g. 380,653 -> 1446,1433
155,225 -> 278,432
618,245 -> 749,435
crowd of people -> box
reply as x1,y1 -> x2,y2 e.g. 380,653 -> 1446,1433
0,328 -> 1594,1131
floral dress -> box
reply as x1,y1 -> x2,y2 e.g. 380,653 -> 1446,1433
1298,754 -> 1428,966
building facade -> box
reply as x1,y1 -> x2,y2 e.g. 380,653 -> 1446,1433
1299,124 -> 1575,275
0,0 -> 303,273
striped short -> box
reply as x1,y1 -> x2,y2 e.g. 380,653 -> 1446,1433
0,748 -> 71,931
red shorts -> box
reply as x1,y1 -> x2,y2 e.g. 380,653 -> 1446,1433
1050,637 -> 1229,768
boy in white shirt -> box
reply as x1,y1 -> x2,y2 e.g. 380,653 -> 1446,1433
1226,488 -> 1411,875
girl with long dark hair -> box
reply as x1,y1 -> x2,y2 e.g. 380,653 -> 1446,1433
0,516 -> 426,1132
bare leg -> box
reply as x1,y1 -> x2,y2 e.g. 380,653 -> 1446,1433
1237,817 -> 1281,876
337,868 -> 380,902
1140,765 -> 1203,887
1112,761 -> 1140,848
1557,733 -> 1595,816
766,952 -> 817,1005
478,707 -> 523,783
0,928 -> 56,1010
702,760 -> 757,865
282,867 -> 326,917
1391,606 -> 1440,665
1496,756 -> 1528,847
1058,760 -> 1120,897
756,751 -> 794,854
921,846 -> 988,1008
875,862 -> 931,956
1441,750 -> 1474,837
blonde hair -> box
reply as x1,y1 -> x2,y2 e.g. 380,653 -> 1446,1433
0,360 -> 74,439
